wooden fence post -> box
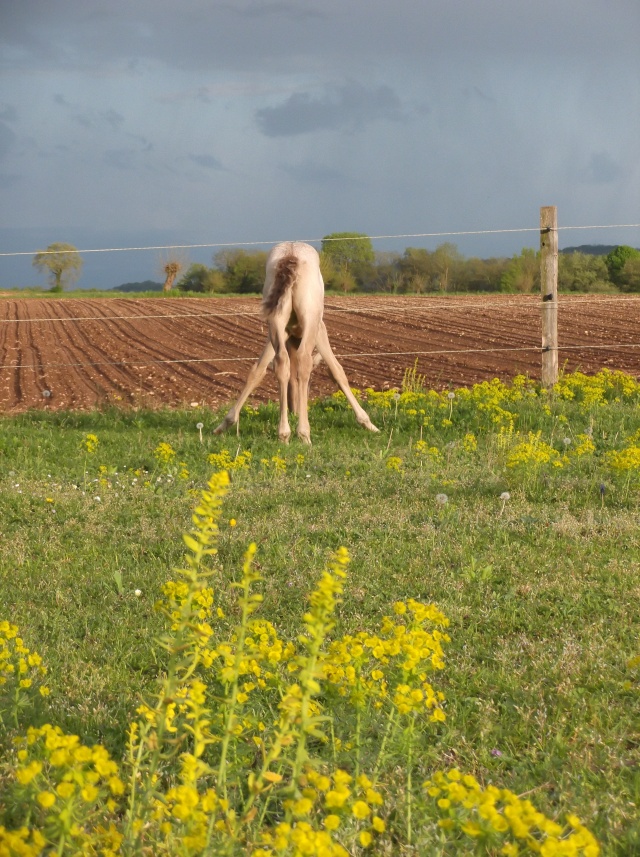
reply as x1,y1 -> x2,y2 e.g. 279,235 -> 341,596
540,205 -> 558,386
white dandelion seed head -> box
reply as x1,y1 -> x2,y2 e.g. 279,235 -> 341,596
563,437 -> 572,446
134,589 -> 142,597
196,422 -> 204,430
447,392 -> 455,400
435,493 -> 448,505
500,491 -> 511,501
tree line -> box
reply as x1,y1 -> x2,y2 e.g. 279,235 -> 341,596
31,234 -> 640,294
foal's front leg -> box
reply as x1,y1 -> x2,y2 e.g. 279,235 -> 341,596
315,321 -> 378,433
213,339 -> 275,435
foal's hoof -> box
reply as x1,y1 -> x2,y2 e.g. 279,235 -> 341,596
359,417 -> 379,433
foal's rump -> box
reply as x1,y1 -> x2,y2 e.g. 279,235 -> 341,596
261,242 -> 324,320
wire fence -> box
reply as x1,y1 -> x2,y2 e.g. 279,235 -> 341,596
1,220 -> 639,386
2,222 -> 639,257
3,343 -> 640,375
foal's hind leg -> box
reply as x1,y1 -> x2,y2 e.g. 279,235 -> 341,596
315,321 -> 379,432
287,339 -> 300,415
292,330 -> 316,444
270,321 -> 293,443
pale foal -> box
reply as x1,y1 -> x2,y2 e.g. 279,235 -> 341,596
214,241 -> 378,444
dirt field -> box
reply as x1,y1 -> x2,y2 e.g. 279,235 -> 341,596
0,294 -> 638,412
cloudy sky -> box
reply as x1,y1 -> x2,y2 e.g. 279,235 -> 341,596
1,0 -> 639,289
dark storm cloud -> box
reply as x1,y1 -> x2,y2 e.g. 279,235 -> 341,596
0,0 -> 638,270
2,0 -> 637,78
256,82 -> 406,137
188,153 -> 224,169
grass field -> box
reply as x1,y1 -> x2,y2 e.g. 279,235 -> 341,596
1,369 -> 639,854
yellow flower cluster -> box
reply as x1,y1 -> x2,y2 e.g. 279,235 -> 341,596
554,368 -> 640,407
82,432 -> 99,454
506,431 -> 565,470
424,769 -> 600,856
208,448 -> 252,470
212,617 -> 295,693
364,375 -> 529,432
258,768 -> 386,854
0,826 -> 46,856
146,753 -> 228,853
386,455 -> 403,472
261,453 -> 287,473
322,599 -> 449,721
13,723 -> 125,855
572,433 -> 596,456
0,621 -> 49,720
154,441 -> 176,465
414,439 -> 440,459
462,432 -> 478,452
244,619 -> 296,679
606,444 -> 640,474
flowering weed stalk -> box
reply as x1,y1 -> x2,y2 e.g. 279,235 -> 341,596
0,621 -> 49,730
124,470 -> 230,852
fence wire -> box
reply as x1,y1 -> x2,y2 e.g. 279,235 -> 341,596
1,219 -> 639,379
1,222 -> 639,257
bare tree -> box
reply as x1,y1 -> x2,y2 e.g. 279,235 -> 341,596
157,251 -> 188,293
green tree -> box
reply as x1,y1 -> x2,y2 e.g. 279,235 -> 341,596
177,264 -> 226,294
457,257 -> 508,293
558,252 -> 610,293
213,249 -> 268,294
32,243 -> 83,292
321,232 -> 375,268
618,256 -> 640,292
605,245 -> 640,286
432,242 -> 463,292
500,248 -> 540,293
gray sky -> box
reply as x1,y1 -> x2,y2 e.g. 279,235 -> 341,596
1,0 -> 639,289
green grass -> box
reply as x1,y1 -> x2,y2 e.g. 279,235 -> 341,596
1,373 -> 639,853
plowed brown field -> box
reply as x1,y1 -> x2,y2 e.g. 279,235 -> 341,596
0,294 -> 638,412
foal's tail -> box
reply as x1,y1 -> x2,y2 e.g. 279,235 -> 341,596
262,254 -> 298,317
